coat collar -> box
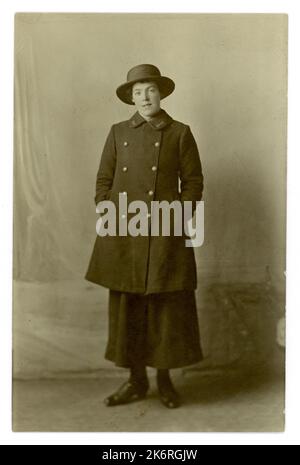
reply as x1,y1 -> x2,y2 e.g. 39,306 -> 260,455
129,109 -> 173,130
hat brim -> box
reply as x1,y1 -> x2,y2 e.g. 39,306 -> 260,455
116,75 -> 175,105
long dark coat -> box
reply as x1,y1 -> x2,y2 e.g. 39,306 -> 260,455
85,109 -> 203,294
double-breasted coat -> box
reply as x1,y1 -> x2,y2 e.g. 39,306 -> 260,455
85,109 -> 203,294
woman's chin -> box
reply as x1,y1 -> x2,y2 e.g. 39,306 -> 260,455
140,108 -> 160,119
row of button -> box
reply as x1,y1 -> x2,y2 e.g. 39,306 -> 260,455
123,141 -> 160,147
120,137 -> 157,218
122,165 -> 157,172
119,190 -> 154,196
121,213 -> 152,219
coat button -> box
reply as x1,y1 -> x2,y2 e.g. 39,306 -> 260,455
151,165 -> 157,171
122,166 -> 128,172
121,191 -> 127,195
121,214 -> 126,219
154,142 -> 160,147
123,141 -> 128,146
146,213 -> 151,218
148,190 -> 154,196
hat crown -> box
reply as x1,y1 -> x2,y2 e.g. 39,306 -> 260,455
127,64 -> 161,83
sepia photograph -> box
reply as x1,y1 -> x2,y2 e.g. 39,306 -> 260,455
12,12 -> 287,432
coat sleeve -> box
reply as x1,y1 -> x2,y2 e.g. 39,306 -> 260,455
179,125 -> 204,214
94,125 -> 117,206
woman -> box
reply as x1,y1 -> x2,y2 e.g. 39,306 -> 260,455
85,64 -> 204,408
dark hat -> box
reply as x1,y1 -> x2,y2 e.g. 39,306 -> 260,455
116,64 -> 175,105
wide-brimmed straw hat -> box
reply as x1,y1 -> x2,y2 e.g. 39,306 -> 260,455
116,64 -> 175,105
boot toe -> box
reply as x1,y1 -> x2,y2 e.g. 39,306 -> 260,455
104,381 -> 148,407
158,385 -> 181,408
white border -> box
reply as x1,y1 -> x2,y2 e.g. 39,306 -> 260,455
1,0 -> 299,446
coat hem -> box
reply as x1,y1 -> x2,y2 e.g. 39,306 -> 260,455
85,274 -> 197,294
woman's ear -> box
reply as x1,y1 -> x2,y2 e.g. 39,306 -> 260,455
157,84 -> 162,99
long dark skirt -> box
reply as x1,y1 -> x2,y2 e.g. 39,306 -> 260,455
105,289 -> 203,369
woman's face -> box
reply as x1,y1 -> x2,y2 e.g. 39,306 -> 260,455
132,81 -> 161,120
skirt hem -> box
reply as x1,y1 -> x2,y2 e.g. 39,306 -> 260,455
104,353 -> 204,370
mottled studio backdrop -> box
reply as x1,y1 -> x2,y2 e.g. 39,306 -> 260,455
13,14 -> 287,378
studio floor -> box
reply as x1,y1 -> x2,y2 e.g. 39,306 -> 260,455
12,278 -> 285,432
12,365 -> 285,432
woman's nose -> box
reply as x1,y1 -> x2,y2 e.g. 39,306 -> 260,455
142,90 -> 150,100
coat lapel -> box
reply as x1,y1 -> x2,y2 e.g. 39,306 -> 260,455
130,110 -> 173,130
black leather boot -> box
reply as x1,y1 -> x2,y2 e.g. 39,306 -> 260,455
157,369 -> 181,408
104,366 -> 149,407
